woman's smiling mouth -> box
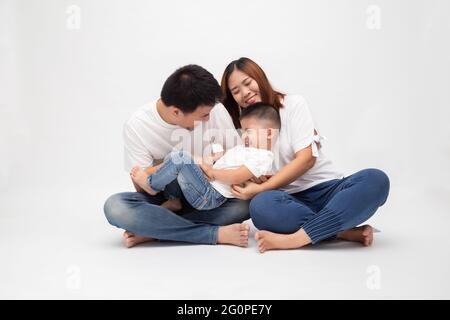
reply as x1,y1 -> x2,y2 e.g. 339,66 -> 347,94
245,94 -> 258,104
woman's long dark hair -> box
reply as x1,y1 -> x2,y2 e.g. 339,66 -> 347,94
221,57 -> 285,129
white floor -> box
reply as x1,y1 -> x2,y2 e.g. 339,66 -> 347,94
1,182 -> 449,300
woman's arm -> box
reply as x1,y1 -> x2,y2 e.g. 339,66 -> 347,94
231,145 -> 316,199
263,145 -> 315,190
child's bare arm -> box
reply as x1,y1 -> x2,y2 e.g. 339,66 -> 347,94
208,165 -> 254,185
202,151 -> 224,166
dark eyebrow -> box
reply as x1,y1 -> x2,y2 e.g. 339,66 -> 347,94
230,77 -> 250,92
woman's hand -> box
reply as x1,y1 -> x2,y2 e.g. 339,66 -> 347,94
231,181 -> 265,200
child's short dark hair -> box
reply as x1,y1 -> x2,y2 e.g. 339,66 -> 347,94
239,102 -> 281,128
161,64 -> 223,114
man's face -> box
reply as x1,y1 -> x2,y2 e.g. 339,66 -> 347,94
175,105 -> 213,130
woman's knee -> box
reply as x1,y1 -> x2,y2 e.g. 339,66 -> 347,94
250,190 -> 286,229
361,168 -> 390,205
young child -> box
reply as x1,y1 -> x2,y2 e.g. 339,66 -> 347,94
130,102 -> 280,211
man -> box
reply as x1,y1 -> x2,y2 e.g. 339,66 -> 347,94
104,65 -> 250,248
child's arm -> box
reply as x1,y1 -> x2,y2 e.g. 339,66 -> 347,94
202,151 -> 224,166
200,164 -> 254,185
204,142 -> 225,165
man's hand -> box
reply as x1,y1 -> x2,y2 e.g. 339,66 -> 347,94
231,181 -> 264,200
199,163 -> 215,181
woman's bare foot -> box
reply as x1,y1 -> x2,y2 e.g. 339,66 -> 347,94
161,198 -> 183,212
130,166 -> 157,195
217,224 -> 250,247
254,229 -> 311,253
337,225 -> 373,246
123,231 -> 155,248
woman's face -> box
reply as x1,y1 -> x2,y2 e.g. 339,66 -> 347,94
228,69 -> 262,108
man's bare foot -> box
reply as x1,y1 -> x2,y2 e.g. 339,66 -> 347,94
254,229 -> 311,253
130,166 -> 157,195
161,198 -> 183,212
217,224 -> 250,247
337,225 -> 373,246
123,231 -> 155,248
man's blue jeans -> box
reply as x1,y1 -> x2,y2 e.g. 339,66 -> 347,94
104,153 -> 249,245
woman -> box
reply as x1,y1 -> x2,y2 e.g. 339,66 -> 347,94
221,57 -> 390,253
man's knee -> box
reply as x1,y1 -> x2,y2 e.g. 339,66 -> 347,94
103,193 -> 129,227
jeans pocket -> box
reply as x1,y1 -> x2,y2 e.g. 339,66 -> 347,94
182,182 -> 210,210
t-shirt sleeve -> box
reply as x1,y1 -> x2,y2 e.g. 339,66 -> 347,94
123,122 -> 153,172
243,150 -> 274,178
288,96 -> 316,154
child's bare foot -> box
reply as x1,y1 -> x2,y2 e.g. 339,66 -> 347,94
123,231 -> 154,248
337,225 -> 373,246
161,198 -> 183,212
254,229 -> 311,253
217,224 -> 250,247
130,166 -> 157,195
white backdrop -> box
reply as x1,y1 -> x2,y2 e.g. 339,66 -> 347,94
2,0 -> 450,193
1,0 -> 450,299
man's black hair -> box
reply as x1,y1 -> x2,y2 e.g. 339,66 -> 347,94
161,64 -> 223,113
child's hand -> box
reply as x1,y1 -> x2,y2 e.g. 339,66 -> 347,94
192,155 -> 204,164
211,151 -> 224,162
202,151 -> 224,166
199,163 -> 215,181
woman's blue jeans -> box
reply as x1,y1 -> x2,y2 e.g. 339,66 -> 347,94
249,168 -> 390,244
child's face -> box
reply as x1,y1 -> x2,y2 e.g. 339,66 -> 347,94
240,118 -> 278,149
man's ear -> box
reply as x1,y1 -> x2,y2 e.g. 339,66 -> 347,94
169,106 -> 182,118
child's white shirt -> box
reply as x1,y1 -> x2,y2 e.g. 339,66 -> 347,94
210,145 -> 274,198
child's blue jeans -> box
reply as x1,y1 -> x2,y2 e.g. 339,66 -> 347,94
148,150 -> 227,210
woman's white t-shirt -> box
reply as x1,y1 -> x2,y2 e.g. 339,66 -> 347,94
274,94 -> 343,193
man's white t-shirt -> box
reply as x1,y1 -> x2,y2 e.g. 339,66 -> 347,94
123,99 -> 241,172
274,94 -> 344,193
211,145 -> 274,198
